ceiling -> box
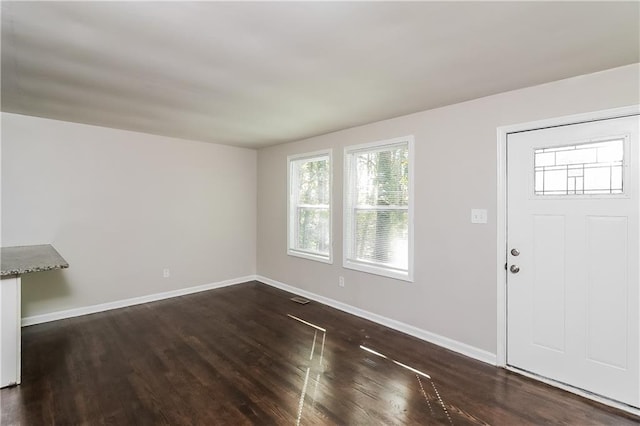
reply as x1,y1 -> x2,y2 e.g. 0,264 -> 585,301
2,2 -> 638,149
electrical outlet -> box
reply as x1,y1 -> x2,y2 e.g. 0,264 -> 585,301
163,268 -> 170,278
339,276 -> 345,287
471,208 -> 488,224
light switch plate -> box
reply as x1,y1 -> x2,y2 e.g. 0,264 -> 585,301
471,209 -> 488,224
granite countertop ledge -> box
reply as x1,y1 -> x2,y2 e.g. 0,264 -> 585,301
1,244 -> 69,276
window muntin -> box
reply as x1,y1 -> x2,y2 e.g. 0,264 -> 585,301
288,151 -> 332,263
344,137 -> 413,281
534,139 -> 624,196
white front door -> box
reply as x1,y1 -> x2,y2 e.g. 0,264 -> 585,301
507,114 -> 640,408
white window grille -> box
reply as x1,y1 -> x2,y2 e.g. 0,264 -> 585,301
288,151 -> 332,263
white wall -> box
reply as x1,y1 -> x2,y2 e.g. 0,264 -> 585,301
256,64 -> 640,356
2,64 -> 638,357
1,113 -> 257,317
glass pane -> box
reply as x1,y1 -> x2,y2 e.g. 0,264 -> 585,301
555,148 -> 596,166
535,171 -> 544,192
295,157 -> 330,205
296,208 -> 330,255
584,166 -> 611,193
597,143 -> 624,162
534,139 -> 623,195
290,154 -> 330,259
535,152 -> 555,167
544,169 -> 567,193
354,210 -> 408,270
567,167 -> 583,177
354,146 -> 409,207
611,166 -> 623,193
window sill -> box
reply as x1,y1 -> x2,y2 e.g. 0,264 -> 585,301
343,259 -> 413,282
288,250 -> 333,264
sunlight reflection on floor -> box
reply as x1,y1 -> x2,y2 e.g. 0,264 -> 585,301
287,313 -> 456,425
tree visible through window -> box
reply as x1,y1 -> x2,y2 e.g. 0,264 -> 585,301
345,138 -> 413,281
288,151 -> 332,263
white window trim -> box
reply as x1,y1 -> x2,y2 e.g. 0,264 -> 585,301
343,136 -> 415,282
287,149 -> 333,264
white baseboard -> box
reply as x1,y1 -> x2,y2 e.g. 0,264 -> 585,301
256,275 -> 497,366
22,274 -> 497,366
21,275 -> 256,327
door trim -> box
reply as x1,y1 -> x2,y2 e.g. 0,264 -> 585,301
496,105 -> 640,368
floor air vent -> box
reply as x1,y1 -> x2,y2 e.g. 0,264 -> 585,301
290,296 -> 310,305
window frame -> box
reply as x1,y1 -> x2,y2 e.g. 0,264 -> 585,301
287,149 -> 333,264
531,135 -> 630,199
343,136 -> 415,281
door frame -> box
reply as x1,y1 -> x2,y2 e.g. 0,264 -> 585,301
495,105 -> 640,409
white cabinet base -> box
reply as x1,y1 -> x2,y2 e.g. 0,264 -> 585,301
0,275 -> 21,388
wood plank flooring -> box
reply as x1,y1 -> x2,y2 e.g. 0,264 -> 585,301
1,281 -> 638,425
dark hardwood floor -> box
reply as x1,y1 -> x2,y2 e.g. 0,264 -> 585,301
1,281 -> 638,425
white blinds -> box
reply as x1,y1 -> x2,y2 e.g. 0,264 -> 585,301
345,141 -> 410,273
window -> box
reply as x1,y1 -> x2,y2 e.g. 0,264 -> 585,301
288,150 -> 332,263
534,139 -> 625,196
344,136 -> 414,281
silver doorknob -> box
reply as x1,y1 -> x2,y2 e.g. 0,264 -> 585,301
511,248 -> 520,256
510,265 -> 520,274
